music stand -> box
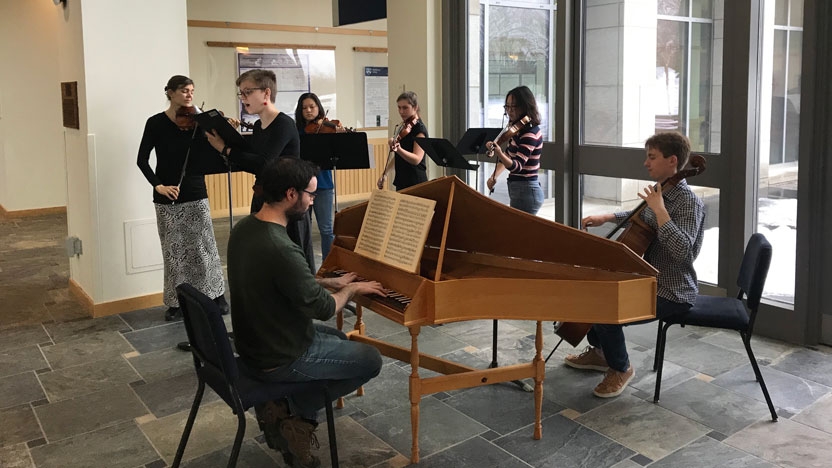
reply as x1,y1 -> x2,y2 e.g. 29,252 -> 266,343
300,132 -> 372,213
456,128 -> 502,193
415,138 -> 479,176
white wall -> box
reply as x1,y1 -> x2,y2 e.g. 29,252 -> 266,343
0,0 -> 67,211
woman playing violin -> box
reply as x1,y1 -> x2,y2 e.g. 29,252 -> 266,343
377,91 -> 428,191
295,92 -> 337,260
205,69 -> 315,274
136,75 -> 228,323
485,85 -> 544,215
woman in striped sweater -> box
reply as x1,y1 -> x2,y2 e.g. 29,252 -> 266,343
485,85 -> 544,215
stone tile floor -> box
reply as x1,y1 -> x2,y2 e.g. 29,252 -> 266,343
2,213 -> 832,467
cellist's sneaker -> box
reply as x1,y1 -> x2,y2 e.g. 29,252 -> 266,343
593,365 -> 635,398
564,346 -> 609,372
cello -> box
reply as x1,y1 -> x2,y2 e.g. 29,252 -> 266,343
553,155 -> 707,348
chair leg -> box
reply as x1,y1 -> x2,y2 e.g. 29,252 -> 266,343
324,388 -> 340,468
226,410 -> 246,468
741,332 -> 778,421
172,380 -> 206,468
653,320 -> 663,372
653,322 -> 673,403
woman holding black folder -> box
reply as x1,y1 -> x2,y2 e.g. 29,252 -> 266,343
136,75 -> 229,323
205,69 -> 316,274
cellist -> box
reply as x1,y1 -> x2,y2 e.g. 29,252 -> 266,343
565,132 -> 705,398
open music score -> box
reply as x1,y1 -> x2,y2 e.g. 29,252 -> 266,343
354,190 -> 436,273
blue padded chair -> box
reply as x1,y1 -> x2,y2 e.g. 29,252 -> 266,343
172,283 -> 340,468
652,233 -> 777,421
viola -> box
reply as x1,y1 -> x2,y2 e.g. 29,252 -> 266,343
487,115 -> 531,157
174,105 -> 199,131
304,117 -> 354,134
554,155 -> 708,347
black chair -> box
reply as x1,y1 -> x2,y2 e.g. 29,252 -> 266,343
652,233 -> 777,422
172,283 -> 340,468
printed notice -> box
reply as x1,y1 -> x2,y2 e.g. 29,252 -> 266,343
354,190 -> 436,273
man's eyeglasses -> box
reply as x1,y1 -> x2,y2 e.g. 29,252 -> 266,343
302,189 -> 318,199
237,88 -> 266,97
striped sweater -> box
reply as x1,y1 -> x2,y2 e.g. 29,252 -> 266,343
506,125 -> 542,181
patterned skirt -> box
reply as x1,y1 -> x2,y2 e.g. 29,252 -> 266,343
154,199 -> 225,307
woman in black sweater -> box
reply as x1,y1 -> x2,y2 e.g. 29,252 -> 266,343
136,75 -> 228,321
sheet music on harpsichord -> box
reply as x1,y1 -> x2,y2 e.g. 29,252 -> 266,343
354,190 -> 436,273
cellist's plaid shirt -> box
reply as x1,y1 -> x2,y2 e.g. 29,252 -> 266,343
614,179 -> 705,305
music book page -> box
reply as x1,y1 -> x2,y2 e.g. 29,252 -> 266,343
354,190 -> 436,273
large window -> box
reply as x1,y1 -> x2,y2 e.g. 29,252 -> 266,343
467,0 -> 555,215
580,0 -> 722,284
756,0 -> 802,303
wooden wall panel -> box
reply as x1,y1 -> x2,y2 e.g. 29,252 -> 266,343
205,138 -> 390,217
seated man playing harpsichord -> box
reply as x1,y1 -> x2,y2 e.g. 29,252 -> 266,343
227,157 -> 385,468
565,132 -> 705,398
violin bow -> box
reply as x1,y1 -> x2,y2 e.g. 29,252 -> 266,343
175,103 -> 204,190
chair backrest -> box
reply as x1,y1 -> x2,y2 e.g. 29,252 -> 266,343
176,283 -> 240,385
736,233 -> 772,314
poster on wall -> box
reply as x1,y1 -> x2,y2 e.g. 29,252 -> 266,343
237,52 -> 314,131
364,66 -> 388,128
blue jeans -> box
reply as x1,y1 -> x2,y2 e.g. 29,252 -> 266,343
246,324 -> 382,420
587,297 -> 692,372
507,179 -> 544,215
312,188 -> 335,259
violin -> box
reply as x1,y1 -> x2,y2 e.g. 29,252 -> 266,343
174,105 -> 200,131
392,115 -> 418,144
553,155 -> 708,347
487,115 -> 531,157
304,117 -> 354,134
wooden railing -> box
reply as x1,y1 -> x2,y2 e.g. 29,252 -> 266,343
205,137 -> 390,217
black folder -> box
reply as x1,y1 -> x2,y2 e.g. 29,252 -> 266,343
193,109 -> 250,150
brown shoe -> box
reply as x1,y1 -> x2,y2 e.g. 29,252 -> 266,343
593,365 -> 635,398
564,346 -> 609,372
255,400 -> 292,463
280,416 -> 321,468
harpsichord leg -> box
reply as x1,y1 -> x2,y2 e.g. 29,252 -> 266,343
534,321 -> 544,439
409,325 -> 422,463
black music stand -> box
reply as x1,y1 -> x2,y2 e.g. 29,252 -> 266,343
457,128 -> 502,194
415,138 -> 479,176
300,132 -> 372,213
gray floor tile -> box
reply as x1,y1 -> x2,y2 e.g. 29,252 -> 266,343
118,306 -> 170,331
0,405 -> 42,447
661,335 -> 749,377
140,400 -> 260,463
0,345 -> 47,379
0,324 -> 48,353
38,357 -> 140,402
347,362 -> 415,417
495,414 -> 635,468
700,330 -> 795,364
29,421 -> 158,468
43,315 -> 129,343
771,347 -> 832,387
35,385 -> 148,441
650,435 -> 777,467
132,371 -> 220,418
576,394 -> 710,460
417,436 -> 531,468
380,326 -> 468,358
656,378 -> 771,435
40,331 -> 134,370
317,415 -> 401,468
121,321 -> 189,354
359,397 -> 488,460
444,383 -> 564,436
180,439 -> 276,467
0,372 -> 45,409
792,393 -> 832,434
0,443 -> 35,468
127,345 -> 195,383
712,363 -> 830,414
726,418 -> 832,468
628,348 -> 697,396
543,365 -> 624,414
